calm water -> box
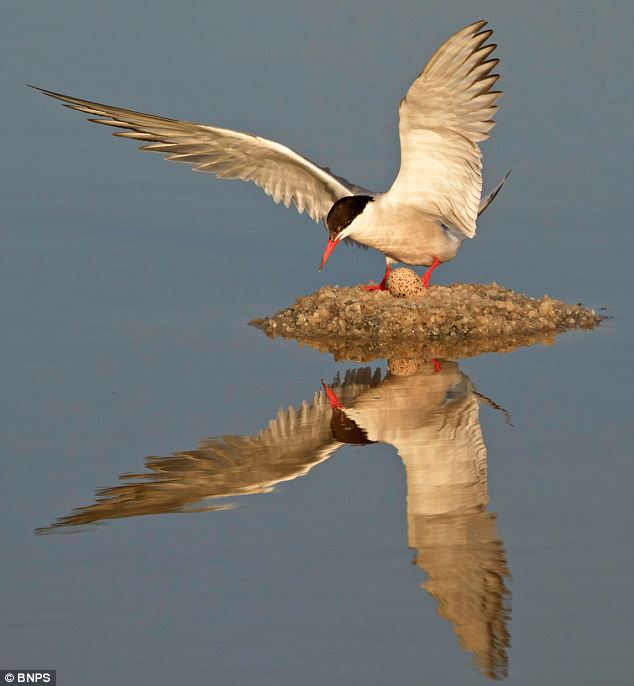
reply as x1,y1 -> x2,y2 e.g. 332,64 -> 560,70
2,2 -> 633,684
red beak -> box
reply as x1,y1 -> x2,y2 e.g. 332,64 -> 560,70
319,237 -> 340,271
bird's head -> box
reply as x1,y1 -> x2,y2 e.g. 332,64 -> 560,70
319,195 -> 374,270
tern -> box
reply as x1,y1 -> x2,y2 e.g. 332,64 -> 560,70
31,20 -> 506,290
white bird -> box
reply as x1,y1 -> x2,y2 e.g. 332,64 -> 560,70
31,20 -> 505,290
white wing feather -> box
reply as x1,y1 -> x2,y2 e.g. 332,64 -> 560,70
390,20 -> 502,237
30,86 -> 362,222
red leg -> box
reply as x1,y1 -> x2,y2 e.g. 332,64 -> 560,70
364,262 -> 392,292
421,256 -> 440,289
431,358 -> 442,373
321,382 -> 343,409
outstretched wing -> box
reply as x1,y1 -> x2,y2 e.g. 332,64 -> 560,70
390,20 -> 502,237
31,86 -> 363,222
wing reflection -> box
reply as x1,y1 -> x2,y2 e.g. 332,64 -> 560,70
36,368 -> 380,529
38,359 -> 510,679
341,359 -> 511,679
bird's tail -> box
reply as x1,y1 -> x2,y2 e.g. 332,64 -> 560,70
478,170 -> 511,217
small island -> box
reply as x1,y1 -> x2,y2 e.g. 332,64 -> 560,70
250,269 -> 602,362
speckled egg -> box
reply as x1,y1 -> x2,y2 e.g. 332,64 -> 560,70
388,359 -> 424,376
386,268 -> 425,297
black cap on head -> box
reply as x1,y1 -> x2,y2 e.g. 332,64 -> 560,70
326,195 -> 374,239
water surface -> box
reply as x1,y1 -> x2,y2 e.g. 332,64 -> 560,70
1,2 -> 633,684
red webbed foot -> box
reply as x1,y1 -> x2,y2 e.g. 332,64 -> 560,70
363,262 -> 392,292
363,282 -> 388,292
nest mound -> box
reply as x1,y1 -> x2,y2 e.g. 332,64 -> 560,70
250,280 -> 602,362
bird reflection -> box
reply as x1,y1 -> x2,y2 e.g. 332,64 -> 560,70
38,359 -> 511,679
339,359 -> 511,680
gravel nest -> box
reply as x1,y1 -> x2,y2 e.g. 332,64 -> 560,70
250,281 -> 602,362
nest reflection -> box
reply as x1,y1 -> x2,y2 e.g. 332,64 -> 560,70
258,326 -> 565,362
